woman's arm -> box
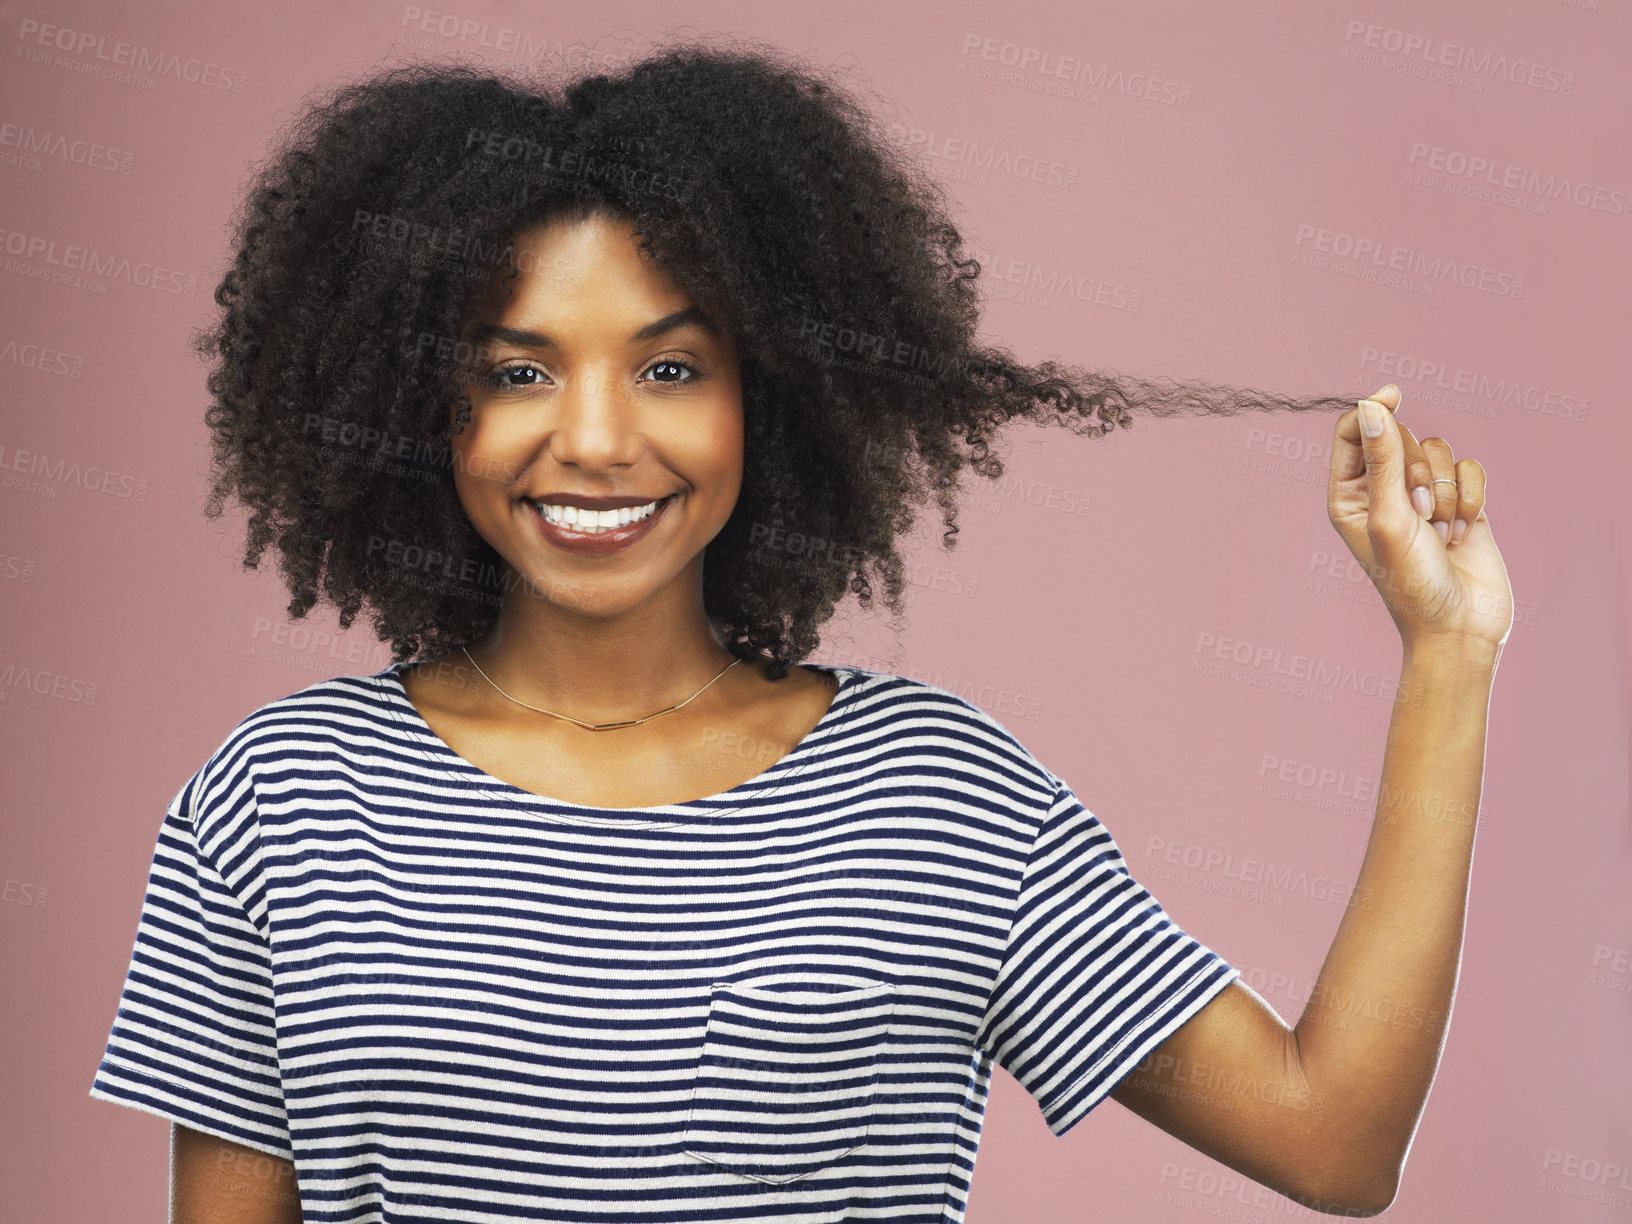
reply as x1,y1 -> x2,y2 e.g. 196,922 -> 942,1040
1107,386 -> 1510,1215
1109,639 -> 1498,1216
171,1123 -> 303,1223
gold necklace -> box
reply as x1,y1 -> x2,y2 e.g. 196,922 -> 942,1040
460,645 -> 741,731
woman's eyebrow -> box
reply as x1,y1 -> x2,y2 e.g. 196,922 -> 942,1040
472,306 -> 718,350
631,305 -> 718,343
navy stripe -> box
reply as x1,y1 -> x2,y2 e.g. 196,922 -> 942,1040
90,663 -> 1238,1221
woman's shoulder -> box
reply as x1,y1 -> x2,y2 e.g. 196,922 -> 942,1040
833,662 -> 1036,730
214,663 -> 401,744
826,662 -> 1060,791
172,665 -> 404,822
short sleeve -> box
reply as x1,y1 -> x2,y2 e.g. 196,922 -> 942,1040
87,768 -> 291,1160
977,777 -> 1240,1137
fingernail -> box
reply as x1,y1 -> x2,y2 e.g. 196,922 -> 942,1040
1450,518 -> 1467,543
1412,486 -> 1433,519
1433,519 -> 1448,543
1358,399 -> 1384,437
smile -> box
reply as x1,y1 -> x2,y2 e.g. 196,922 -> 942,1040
530,498 -> 665,534
525,495 -> 676,555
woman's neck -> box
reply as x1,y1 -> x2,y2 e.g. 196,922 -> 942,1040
458,586 -> 745,725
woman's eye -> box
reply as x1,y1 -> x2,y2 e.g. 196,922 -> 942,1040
484,363 -> 545,391
643,358 -> 700,386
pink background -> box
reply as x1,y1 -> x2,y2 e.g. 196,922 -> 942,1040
3,1 -> 1628,1220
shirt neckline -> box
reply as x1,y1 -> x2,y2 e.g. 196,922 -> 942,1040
375,661 -> 859,829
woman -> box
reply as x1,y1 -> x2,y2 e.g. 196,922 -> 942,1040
89,42 -> 1510,1223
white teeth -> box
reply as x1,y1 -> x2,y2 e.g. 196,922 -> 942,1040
534,498 -> 663,533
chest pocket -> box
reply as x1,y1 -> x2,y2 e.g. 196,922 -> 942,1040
681,978 -> 897,1184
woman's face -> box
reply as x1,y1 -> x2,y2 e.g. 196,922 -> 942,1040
448,211 -> 744,621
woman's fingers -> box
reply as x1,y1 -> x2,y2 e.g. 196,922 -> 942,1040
1341,384 -> 1489,554
1450,457 -> 1487,544
1366,384 -> 1402,414
1393,417 -> 1434,521
1387,417 -> 1487,546
1352,387 -> 1416,532
1419,435 -> 1458,541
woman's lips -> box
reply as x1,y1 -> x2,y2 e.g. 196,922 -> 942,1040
526,494 -> 675,556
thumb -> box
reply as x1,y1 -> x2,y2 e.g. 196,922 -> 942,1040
1356,395 -> 1414,526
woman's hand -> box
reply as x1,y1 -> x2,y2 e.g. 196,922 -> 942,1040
1326,384 -> 1513,655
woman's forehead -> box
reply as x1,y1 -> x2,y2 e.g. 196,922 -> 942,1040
495,231 -> 683,314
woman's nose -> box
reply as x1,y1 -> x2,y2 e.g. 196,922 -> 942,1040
546,368 -> 644,467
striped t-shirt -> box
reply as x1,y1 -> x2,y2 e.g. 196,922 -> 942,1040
90,662 -> 1239,1223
